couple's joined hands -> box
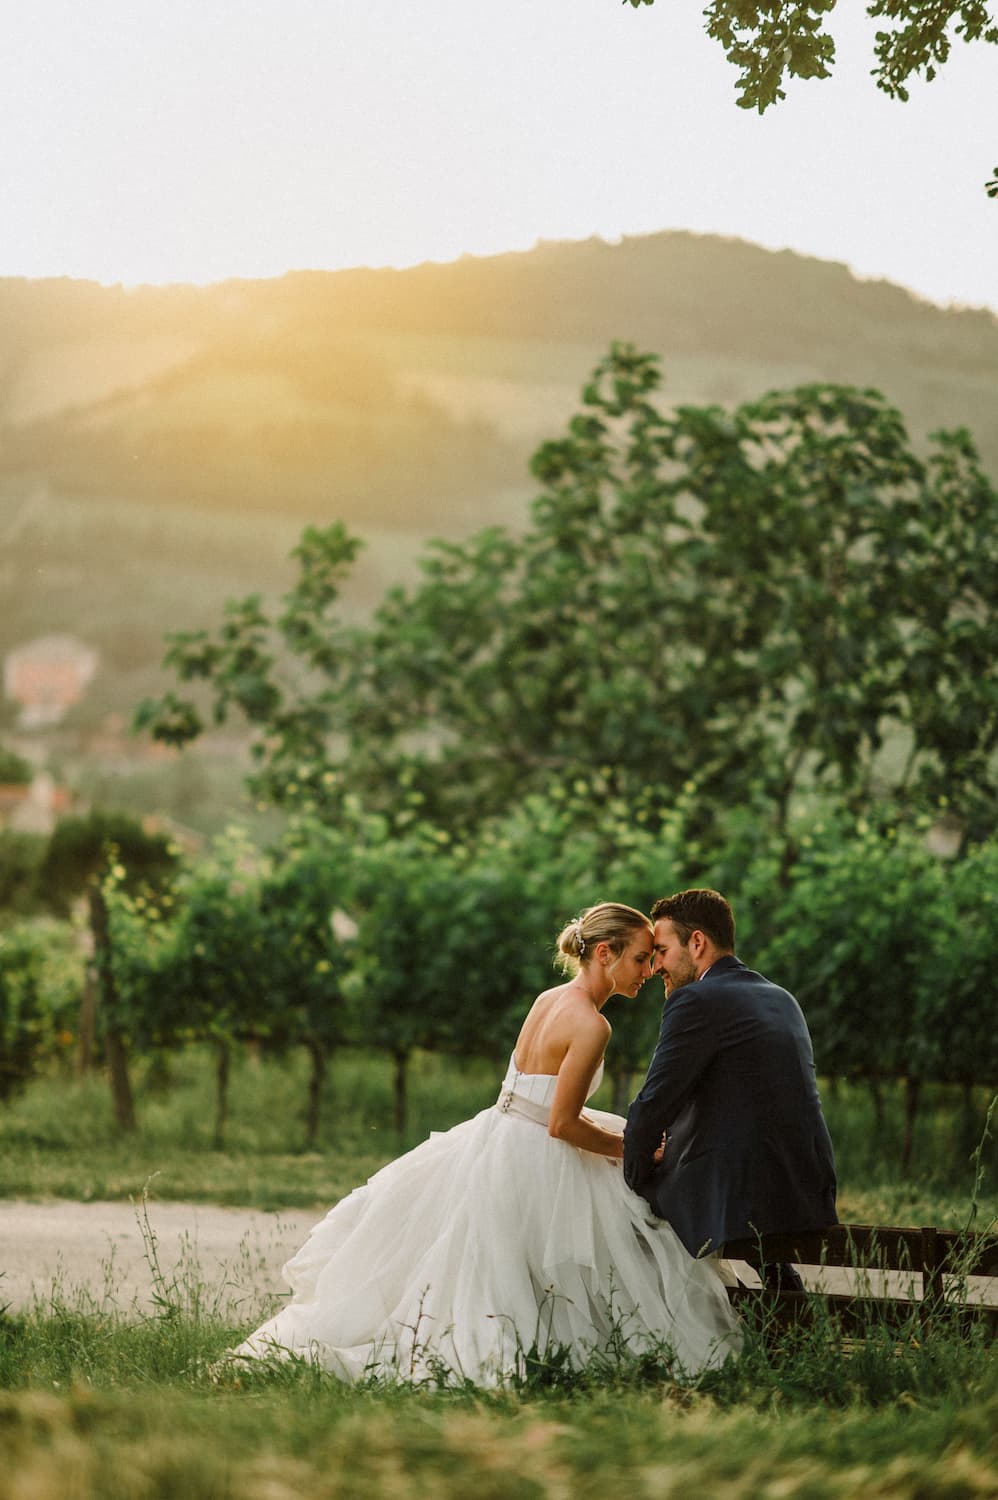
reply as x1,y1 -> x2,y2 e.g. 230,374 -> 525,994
610,1130 -> 666,1164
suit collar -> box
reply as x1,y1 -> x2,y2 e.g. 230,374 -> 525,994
699,954 -> 743,980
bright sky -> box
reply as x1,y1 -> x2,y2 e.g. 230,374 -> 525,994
2,0 -> 997,312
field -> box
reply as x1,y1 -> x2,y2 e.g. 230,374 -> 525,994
1,1359 -> 995,1500
1,1047 -> 994,1219
1,1050 -> 995,1498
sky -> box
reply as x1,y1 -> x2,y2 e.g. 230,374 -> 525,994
2,0 -> 997,313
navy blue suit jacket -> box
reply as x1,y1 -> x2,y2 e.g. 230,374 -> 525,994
623,956 -> 837,1257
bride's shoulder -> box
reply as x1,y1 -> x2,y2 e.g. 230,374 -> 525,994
534,981 -> 571,1004
563,992 -> 612,1044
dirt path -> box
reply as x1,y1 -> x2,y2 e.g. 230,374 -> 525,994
0,1199 -> 322,1316
2,1200 -> 994,1319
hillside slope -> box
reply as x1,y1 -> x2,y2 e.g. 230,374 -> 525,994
2,231 -> 995,529
2,230 -> 996,727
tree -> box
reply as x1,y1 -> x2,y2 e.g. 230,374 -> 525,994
106,826 -> 357,1148
0,938 -> 43,1102
137,346 -> 998,852
748,816 -> 998,1170
106,840 -> 268,1143
342,826 -> 536,1134
256,836 -> 354,1147
627,1 -> 998,111
0,744 -> 32,785
38,810 -> 178,917
0,921 -> 83,1093
0,831 -> 46,916
36,811 -> 179,1130
135,524 -> 360,817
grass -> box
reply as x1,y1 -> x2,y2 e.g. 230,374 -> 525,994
1,1051 -> 996,1497
1,1047 -> 994,1221
0,1048 -> 501,1209
0,1379 -> 994,1500
0,1273 -> 995,1499
0,1379 -> 992,1500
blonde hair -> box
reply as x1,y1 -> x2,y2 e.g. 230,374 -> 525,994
555,902 -> 653,975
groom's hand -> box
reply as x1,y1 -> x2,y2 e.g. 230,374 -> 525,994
653,1131 -> 667,1164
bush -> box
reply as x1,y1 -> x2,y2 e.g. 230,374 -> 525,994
38,809 -> 178,917
0,831 -> 46,915
0,743 -> 32,784
0,919 -> 84,1098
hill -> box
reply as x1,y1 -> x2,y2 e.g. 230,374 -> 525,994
1,229 -> 996,749
2,231 -> 996,512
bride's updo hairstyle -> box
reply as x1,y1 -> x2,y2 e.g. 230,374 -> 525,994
555,902 -> 653,976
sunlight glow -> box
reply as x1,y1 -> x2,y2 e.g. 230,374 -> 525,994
2,0 -> 996,311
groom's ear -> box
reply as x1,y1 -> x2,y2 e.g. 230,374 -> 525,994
689,929 -> 708,960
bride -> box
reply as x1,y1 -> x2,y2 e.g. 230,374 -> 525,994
230,902 -> 742,1385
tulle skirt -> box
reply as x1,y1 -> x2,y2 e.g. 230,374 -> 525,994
232,1098 -> 742,1386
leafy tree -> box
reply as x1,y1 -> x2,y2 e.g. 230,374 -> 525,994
0,831 -> 46,915
342,824 -> 536,1134
0,940 -> 43,1102
0,920 -> 84,1101
627,1 -> 998,111
0,744 -> 32,785
256,835 -> 354,1147
108,833 -> 272,1144
135,523 -> 360,816
34,812 -> 179,1130
107,827 -> 355,1147
749,817 -> 975,1169
922,838 -> 998,1090
136,345 -> 998,854
38,810 -> 178,917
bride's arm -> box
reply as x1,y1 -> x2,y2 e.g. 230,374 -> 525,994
547,1020 -> 624,1160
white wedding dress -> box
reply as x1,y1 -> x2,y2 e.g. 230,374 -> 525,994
231,1055 -> 742,1385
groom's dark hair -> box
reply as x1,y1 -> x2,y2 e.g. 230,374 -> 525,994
650,889 -> 735,952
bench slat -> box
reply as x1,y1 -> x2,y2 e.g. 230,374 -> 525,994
721,1221 -> 996,1343
721,1223 -> 998,1277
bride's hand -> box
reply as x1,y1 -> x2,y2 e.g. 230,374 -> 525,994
653,1131 -> 667,1164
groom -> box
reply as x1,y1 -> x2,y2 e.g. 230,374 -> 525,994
623,889 -> 837,1284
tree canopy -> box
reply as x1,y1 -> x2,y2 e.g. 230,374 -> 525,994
627,1 -> 998,112
0,744 -> 32,785
136,345 -> 998,853
38,809 -> 178,917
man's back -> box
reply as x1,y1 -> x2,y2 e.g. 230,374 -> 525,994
624,956 -> 837,1257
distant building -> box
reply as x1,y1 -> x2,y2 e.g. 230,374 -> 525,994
3,635 -> 99,728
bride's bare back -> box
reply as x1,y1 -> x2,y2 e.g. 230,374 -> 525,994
513,984 -> 607,1077
510,984 -> 618,1156
511,910 -> 652,1158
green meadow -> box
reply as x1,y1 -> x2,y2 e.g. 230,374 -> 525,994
1,1051 -> 995,1498
1,1047 -> 993,1218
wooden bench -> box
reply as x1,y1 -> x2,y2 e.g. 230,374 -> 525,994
720,1223 -> 998,1339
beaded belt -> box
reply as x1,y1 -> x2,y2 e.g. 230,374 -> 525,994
495,1087 -> 551,1128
